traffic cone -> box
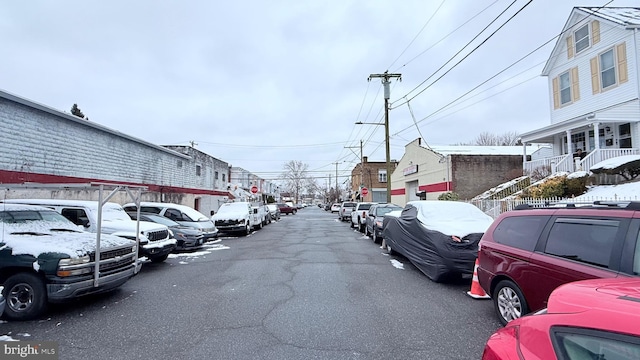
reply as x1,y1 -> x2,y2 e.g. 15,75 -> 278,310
467,258 -> 490,299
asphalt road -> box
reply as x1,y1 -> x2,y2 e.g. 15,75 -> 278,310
0,206 -> 502,360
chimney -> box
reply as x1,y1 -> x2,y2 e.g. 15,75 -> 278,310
363,156 -> 368,163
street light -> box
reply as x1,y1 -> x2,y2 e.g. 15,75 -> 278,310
355,121 -> 391,203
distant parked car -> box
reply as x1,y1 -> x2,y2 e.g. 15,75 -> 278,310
365,203 -> 402,243
339,201 -> 357,221
350,202 -> 376,232
128,212 -> 205,251
266,204 -> 281,221
482,278 -> 640,360
123,202 -> 218,242
330,203 -> 341,213
383,201 -> 494,282
277,203 -> 297,215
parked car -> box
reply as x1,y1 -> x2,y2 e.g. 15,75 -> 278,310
330,203 -> 341,213
122,202 -> 218,242
251,205 -> 268,229
477,201 -> 640,326
382,200 -> 494,282
266,204 -> 281,221
482,277 -> 640,360
0,204 -> 138,320
350,202 -> 376,232
2,199 -> 176,263
128,212 -> 204,251
339,201 -> 357,221
277,203 -> 297,215
365,203 -> 402,243
212,202 -> 260,235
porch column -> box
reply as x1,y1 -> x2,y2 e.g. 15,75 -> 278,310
566,130 -> 574,172
522,141 -> 527,174
593,122 -> 601,163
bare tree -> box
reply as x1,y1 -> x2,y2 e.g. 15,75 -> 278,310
281,160 -> 310,204
472,131 -> 520,146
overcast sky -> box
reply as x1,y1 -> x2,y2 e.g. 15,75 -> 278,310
1,0 -> 638,187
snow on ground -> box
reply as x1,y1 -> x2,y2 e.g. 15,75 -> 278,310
575,182 -> 640,201
390,259 -> 404,270
167,243 -> 230,260
0,335 -> 18,341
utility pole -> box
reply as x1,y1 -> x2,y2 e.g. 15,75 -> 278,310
368,71 -> 401,203
344,140 -> 364,201
331,161 -> 343,202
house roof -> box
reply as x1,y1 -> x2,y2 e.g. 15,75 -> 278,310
425,145 -> 525,156
541,7 -> 640,76
577,7 -> 640,26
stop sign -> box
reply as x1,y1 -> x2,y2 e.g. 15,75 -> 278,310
250,185 -> 258,194
361,187 -> 368,196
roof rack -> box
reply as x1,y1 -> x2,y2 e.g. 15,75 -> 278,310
514,201 -> 640,210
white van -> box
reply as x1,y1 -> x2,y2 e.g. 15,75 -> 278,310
122,202 -> 218,241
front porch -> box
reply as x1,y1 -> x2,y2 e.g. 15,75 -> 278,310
524,148 -> 640,174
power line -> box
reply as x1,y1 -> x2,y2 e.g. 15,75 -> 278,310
393,0 -> 531,108
390,0 -> 501,73
387,0 -> 448,71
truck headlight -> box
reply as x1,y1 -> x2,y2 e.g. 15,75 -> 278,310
58,255 -> 90,266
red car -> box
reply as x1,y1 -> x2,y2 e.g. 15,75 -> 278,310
482,278 -> 640,360
276,203 -> 297,215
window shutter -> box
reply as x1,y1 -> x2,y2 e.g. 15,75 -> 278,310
592,20 -> 600,45
552,76 -> 560,109
590,56 -> 600,94
617,42 -> 628,84
566,36 -> 574,59
571,67 -> 580,101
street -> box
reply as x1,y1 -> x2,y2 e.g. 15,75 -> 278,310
1,206 -> 502,360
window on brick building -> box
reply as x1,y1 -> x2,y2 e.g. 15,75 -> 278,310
215,171 -> 219,179
196,165 -> 201,176
222,174 -> 226,182
378,169 -> 387,183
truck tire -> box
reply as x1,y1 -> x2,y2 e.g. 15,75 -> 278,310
4,272 -> 48,321
150,253 -> 169,263
244,224 -> 251,236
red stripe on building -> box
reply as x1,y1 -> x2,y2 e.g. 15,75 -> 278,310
390,188 -> 406,195
418,182 -> 452,192
0,170 -> 230,197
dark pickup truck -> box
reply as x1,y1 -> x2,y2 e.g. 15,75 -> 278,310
0,204 -> 138,320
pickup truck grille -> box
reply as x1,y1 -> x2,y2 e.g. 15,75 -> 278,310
146,229 -> 169,241
89,246 -> 134,261
215,219 -> 240,226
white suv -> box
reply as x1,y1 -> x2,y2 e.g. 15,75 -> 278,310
339,201 -> 357,222
350,202 -> 376,232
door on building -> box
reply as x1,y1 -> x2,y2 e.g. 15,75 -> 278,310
372,190 -> 386,203
407,181 -> 419,202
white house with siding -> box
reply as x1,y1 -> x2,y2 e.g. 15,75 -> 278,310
520,7 -> 640,174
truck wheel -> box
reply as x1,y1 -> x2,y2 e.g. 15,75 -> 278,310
244,224 -> 251,236
150,253 -> 169,263
4,273 -> 48,321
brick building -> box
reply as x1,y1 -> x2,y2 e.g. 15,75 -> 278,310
350,157 -> 399,203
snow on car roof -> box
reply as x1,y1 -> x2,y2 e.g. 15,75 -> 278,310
407,201 -> 494,237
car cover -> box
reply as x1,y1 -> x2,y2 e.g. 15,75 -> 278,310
383,204 -> 485,282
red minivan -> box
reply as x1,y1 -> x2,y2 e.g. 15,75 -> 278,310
477,202 -> 640,325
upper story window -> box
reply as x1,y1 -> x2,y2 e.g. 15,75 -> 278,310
196,165 -> 202,176
559,71 -> 572,105
378,169 -> 387,183
222,174 -> 226,182
215,171 -> 219,180
574,24 -> 590,54
600,48 -> 616,89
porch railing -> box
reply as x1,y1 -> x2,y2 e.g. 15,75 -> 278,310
578,148 -> 640,171
525,148 -> 640,174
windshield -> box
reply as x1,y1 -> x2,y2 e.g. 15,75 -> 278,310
177,207 -> 209,222
376,206 -> 402,216
142,214 -> 180,227
101,206 -> 132,221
